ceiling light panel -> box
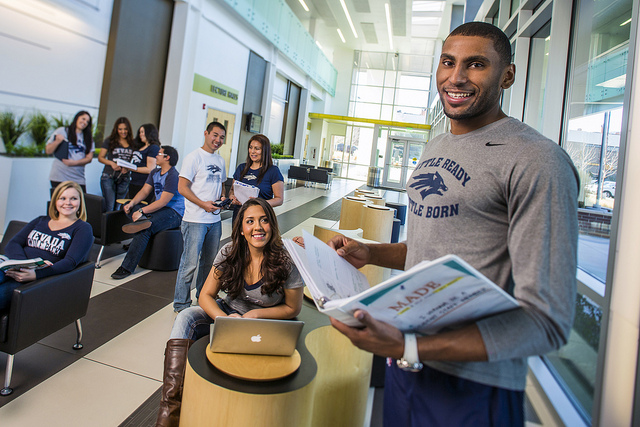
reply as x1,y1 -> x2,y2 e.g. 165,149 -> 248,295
352,0 -> 371,13
390,0 -> 406,37
361,22 -> 379,44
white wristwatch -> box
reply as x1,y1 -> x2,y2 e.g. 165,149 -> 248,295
396,333 -> 423,372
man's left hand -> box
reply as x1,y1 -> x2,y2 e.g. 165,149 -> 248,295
330,310 -> 404,359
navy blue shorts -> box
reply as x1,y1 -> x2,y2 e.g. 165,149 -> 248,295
383,362 -> 524,427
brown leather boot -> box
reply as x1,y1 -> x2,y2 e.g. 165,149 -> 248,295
156,338 -> 194,427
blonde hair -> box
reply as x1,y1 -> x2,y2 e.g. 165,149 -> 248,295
49,181 -> 87,221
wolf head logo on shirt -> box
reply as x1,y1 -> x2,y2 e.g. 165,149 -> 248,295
131,151 -> 143,165
207,164 -> 221,174
409,171 -> 448,199
58,232 -> 71,240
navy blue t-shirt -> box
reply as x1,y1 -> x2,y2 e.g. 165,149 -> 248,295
233,164 -> 284,200
130,144 -> 161,186
4,216 -> 94,279
145,167 -> 185,216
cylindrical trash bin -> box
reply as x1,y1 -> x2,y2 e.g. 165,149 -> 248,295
367,167 -> 382,187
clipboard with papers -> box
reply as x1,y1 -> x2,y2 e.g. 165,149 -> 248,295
233,181 -> 260,204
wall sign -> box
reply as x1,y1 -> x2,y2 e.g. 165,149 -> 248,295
193,73 -> 239,105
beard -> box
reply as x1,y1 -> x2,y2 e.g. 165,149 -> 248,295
439,85 -> 503,121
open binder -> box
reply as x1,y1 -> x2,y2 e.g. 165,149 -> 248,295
284,230 -> 519,334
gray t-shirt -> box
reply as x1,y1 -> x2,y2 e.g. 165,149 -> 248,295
48,127 -> 93,185
405,117 -> 579,390
214,243 -> 303,315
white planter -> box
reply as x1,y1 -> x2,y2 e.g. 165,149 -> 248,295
0,156 -> 103,232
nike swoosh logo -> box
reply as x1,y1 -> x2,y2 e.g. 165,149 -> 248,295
485,142 -> 505,146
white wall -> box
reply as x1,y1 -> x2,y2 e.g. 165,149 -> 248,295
0,0 -> 112,122
160,0 -> 334,175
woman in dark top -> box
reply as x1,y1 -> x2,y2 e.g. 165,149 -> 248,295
0,181 -> 94,311
45,110 -> 94,192
129,123 -> 161,204
229,134 -> 284,222
98,117 -> 134,211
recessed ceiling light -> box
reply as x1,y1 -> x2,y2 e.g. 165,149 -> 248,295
298,0 -> 309,12
337,28 -> 346,43
385,3 -> 394,51
339,0 -> 358,38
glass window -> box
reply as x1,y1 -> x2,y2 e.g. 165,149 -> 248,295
523,21 -> 551,132
510,0 -> 520,16
395,89 -> 430,108
354,102 -> 381,120
547,0 -> 632,421
354,86 -> 383,104
355,69 -> 385,86
397,73 -> 431,90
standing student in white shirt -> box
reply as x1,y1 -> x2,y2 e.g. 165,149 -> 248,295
172,122 -> 227,313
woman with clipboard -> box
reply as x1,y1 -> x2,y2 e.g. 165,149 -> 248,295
228,134 -> 284,222
45,111 -> 94,193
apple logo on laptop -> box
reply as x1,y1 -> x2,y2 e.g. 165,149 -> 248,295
251,334 -> 262,343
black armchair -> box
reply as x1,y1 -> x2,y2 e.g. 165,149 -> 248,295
288,165 -> 310,186
84,194 -> 130,268
0,220 -> 95,396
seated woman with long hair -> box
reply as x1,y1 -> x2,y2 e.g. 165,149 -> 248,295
156,197 -> 303,427
0,181 -> 94,311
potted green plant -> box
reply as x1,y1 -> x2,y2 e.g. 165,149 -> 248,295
0,112 -> 27,155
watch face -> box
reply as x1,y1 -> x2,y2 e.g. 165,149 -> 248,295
396,358 -> 423,372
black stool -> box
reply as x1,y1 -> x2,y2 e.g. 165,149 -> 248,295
139,228 -> 183,271
385,202 -> 407,225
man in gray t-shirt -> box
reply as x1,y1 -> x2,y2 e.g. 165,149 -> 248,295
329,22 -> 578,426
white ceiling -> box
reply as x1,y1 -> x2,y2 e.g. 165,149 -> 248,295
284,0 -> 455,58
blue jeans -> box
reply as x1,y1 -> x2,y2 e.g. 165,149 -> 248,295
173,221 -> 222,311
120,206 -> 182,273
169,300 -> 238,340
0,275 -> 20,312
100,172 -> 131,212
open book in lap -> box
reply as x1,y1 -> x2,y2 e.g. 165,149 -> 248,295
0,256 -> 47,272
284,230 -> 519,334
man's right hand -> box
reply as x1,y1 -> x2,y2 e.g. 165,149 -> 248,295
327,235 -> 370,269
201,200 -> 219,213
123,202 -> 132,214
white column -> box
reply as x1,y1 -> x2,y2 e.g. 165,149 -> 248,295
158,0 -> 201,159
598,10 -> 640,426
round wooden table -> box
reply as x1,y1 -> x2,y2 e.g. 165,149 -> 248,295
179,307 -> 372,427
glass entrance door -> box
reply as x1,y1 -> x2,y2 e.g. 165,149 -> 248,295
382,137 -> 425,189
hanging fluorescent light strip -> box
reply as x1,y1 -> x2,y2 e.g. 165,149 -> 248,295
337,28 -> 346,43
299,0 -> 310,12
621,18 -> 632,26
385,3 -> 393,51
316,40 -> 323,50
339,0 -> 358,38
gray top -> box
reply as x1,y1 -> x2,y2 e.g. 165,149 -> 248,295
405,117 -> 579,390
48,127 -> 93,185
214,243 -> 304,315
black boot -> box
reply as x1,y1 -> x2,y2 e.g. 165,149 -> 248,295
156,339 -> 194,427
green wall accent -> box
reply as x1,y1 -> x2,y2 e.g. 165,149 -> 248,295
222,0 -> 337,96
193,73 -> 240,104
